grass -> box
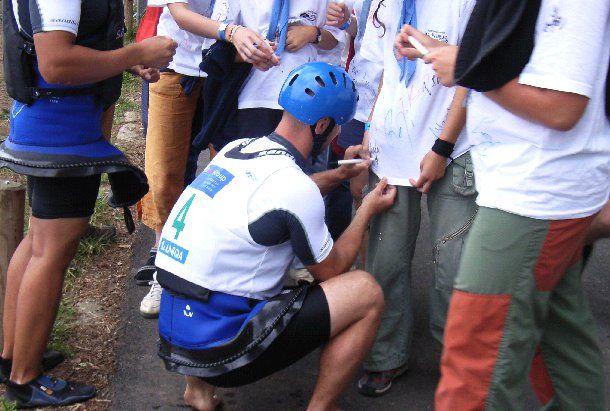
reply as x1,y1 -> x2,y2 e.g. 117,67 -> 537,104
0,399 -> 17,411
0,108 -> 9,123
114,72 -> 140,119
47,302 -> 76,356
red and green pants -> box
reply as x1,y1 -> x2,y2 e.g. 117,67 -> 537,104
436,207 -> 605,410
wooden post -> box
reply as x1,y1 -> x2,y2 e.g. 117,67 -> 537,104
124,0 -> 135,37
0,181 -> 25,347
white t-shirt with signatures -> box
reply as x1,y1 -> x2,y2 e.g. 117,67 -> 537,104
468,0 -> 610,219
360,0 -> 476,186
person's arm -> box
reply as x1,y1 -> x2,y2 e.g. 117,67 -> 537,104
307,178 -> 396,281
167,2 -> 221,39
409,86 -> 468,193
360,73 -> 383,158
167,2 -> 279,70
484,79 -> 589,132
311,145 -> 371,194
350,72 -> 383,205
326,1 -> 357,38
34,31 -> 176,85
285,26 -> 338,52
396,29 -> 589,130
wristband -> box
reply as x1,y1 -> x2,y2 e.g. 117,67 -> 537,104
339,15 -> 352,31
364,122 -> 371,132
218,23 -> 228,41
431,138 -> 455,158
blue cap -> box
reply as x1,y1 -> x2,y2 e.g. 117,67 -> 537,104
278,62 -> 359,126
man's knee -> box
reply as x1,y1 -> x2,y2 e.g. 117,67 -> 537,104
349,270 -> 385,314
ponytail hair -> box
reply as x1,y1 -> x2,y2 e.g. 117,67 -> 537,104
372,0 -> 387,37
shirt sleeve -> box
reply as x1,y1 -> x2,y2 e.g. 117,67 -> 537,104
283,178 -> 333,265
518,0 -> 610,98
248,169 -> 333,266
30,0 -> 80,35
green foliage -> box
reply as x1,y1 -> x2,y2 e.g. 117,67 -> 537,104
48,302 -> 75,356
115,72 -> 141,118
0,108 -> 10,122
0,399 -> 17,411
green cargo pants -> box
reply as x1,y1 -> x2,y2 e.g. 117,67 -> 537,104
363,152 -> 478,372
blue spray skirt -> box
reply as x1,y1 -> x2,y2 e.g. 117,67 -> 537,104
0,137 -> 148,209
158,284 -> 309,383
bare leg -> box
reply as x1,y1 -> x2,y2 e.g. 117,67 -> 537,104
183,376 -> 219,411
2,221 -> 34,359
307,271 -> 384,411
585,200 -> 610,244
9,217 -> 89,384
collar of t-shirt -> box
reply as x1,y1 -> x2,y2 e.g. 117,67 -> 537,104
267,132 -> 308,172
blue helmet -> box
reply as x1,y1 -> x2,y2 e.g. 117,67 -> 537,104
278,62 -> 359,126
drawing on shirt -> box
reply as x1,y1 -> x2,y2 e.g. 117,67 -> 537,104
428,108 -> 451,139
426,30 -> 448,44
299,11 -> 318,22
544,7 -> 565,32
470,117 -> 497,156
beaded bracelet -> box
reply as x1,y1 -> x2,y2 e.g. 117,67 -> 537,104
228,25 -> 241,44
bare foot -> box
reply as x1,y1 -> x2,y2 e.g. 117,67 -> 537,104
307,403 -> 343,411
184,376 -> 220,411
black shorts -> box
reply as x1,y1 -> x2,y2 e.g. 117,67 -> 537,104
202,285 -> 330,387
27,174 -> 101,219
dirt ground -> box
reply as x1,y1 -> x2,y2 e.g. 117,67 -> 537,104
0,17 -> 145,411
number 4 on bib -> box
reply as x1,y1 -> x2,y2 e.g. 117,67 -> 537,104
172,194 -> 196,240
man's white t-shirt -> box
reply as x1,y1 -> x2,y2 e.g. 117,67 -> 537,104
155,135 -> 333,300
348,0 -> 383,123
148,0 -> 214,77
467,0 -> 610,220
360,0 -> 476,186
208,0 -> 342,110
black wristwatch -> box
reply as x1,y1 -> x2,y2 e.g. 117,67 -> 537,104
312,27 -> 322,44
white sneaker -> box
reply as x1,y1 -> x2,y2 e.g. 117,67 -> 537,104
140,273 -> 162,319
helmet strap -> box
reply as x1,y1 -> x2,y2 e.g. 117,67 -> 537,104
310,119 -> 336,162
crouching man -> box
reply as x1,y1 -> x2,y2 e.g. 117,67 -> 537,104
154,62 -> 397,411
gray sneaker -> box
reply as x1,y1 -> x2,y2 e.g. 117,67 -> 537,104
357,364 -> 409,397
